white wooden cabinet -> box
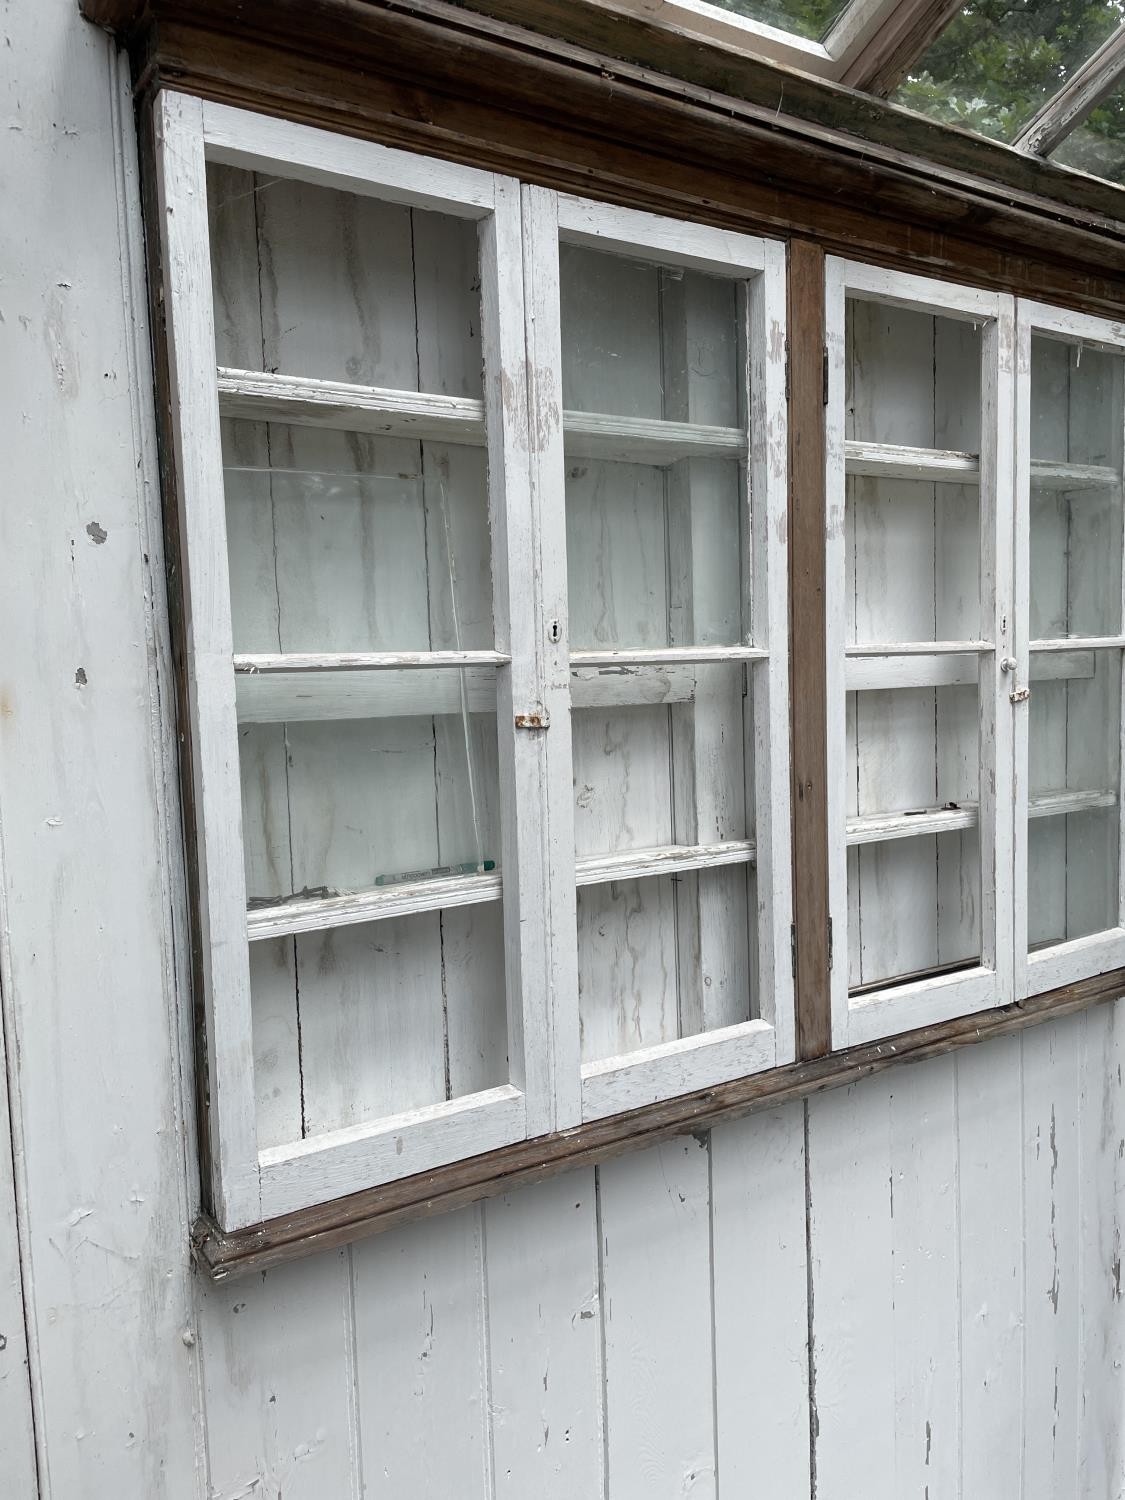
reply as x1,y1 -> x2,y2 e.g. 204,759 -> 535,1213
826,259 -> 1016,1046
156,93 -> 792,1228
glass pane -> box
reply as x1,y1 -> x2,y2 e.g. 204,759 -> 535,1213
893,0 -> 1121,143
238,669 -> 502,904
847,478 -> 980,643
578,865 -> 757,1063
699,0 -> 849,41
223,419 -> 494,653
1029,335 -> 1124,639
251,902 -> 507,1150
1051,85 -> 1125,182
566,457 -> 744,649
1027,647 -> 1122,949
847,299 -> 981,449
559,244 -> 750,648
570,662 -> 753,860
847,683 -> 981,991
207,163 -> 482,397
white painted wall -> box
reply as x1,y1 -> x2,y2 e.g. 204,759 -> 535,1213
0,4 -> 1122,1497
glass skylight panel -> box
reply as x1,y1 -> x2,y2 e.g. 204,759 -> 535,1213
1051,84 -> 1125,180
894,0 -> 1124,142
702,0 -> 850,42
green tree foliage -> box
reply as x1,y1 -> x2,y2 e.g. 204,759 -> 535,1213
893,0 -> 1125,142
705,0 -> 1125,180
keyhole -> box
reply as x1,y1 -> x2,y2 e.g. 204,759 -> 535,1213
548,619 -> 562,645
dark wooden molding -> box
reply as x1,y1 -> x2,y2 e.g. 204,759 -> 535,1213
82,0 -> 1125,318
194,971 -> 1125,1278
787,241 -> 831,1061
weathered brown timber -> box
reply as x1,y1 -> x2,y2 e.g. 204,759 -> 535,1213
83,0 -> 1125,316
194,969 -> 1125,1277
787,241 -> 832,1060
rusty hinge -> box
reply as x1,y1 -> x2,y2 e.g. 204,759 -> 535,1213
790,922 -> 797,979
823,346 -> 829,406
827,915 -> 834,973
1010,686 -> 1031,704
784,339 -> 791,402
515,710 -> 551,730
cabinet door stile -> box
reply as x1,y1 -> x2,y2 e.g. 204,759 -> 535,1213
750,241 -> 794,1058
824,255 -> 851,1048
479,177 -> 553,1136
521,183 -> 582,1130
156,91 -> 263,1228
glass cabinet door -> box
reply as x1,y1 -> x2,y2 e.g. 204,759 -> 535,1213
1015,304 -> 1125,996
825,259 -> 1016,1047
159,96 -> 550,1227
524,192 -> 793,1121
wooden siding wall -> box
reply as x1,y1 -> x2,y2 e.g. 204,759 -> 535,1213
0,3 -> 1123,1496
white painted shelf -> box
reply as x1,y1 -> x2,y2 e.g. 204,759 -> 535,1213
247,839 -> 757,940
845,437 -> 1119,491
845,647 -> 1093,692
218,367 -> 747,469
847,788 -> 1116,848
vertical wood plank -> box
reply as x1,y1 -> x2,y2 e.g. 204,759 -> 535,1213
484,1171 -> 605,1495
198,1250 -> 362,1500
711,1105 -> 810,1496
788,240 -> 831,1059
352,1207 -> 493,1500
598,1137 -> 715,1498
956,1036 -> 1024,1493
1023,1015 -> 1083,1499
807,1079 -> 896,1500
0,994 -> 38,1500
1077,1001 -> 1125,1499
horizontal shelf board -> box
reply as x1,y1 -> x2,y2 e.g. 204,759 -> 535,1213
845,640 -> 990,656
218,368 -> 486,444
1031,460 -> 1120,492
847,787 -> 1117,846
247,869 -> 503,941
1030,636 -> 1125,653
233,650 -> 508,673
845,440 -> 1118,492
575,840 -> 756,888
217,372 -> 746,467
846,440 -> 978,482
846,647 -> 1092,691
570,646 -> 764,666
236,662 -> 710,722
563,410 -> 746,464
247,840 -> 758,938
1027,788 -> 1118,818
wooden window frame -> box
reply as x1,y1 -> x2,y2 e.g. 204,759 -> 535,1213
107,4 -> 1125,1274
1014,301 -> 1125,998
825,258 -> 1016,1047
523,189 -> 794,1120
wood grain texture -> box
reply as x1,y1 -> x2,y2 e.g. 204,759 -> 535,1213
788,241 -> 831,1060
194,970 -> 1125,1276
108,0 -> 1125,320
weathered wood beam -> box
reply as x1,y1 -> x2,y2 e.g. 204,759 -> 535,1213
836,0 -> 964,97
1014,21 -> 1125,158
193,967 -> 1125,1277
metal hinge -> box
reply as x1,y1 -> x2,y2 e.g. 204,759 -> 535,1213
790,922 -> 797,979
823,346 -> 829,406
827,916 -> 834,973
784,339 -> 790,402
